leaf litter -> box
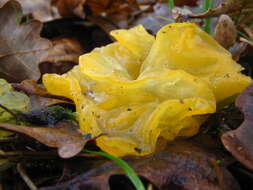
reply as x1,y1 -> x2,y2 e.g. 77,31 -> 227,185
0,0 -> 253,189
0,0 -> 51,83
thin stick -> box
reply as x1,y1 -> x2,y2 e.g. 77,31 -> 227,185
240,37 -> 253,47
0,104 -> 17,120
0,150 -> 100,159
0,136 -> 17,142
17,163 -> 38,190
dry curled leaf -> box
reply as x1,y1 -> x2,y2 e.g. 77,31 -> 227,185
13,80 -> 72,103
51,0 -> 86,18
40,37 -> 84,75
214,14 -> 237,49
189,0 -> 253,18
13,80 -> 72,110
0,0 -> 51,83
132,3 -> 173,34
16,0 -> 60,22
231,42 -> 248,61
52,0 -> 140,28
0,78 -> 30,137
0,121 -> 88,158
222,83 -> 253,170
174,0 -> 197,6
40,140 -> 241,190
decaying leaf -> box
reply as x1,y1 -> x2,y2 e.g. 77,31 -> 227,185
0,121 -> 88,158
52,0 -> 140,28
85,0 -> 139,16
189,0 -> 253,18
0,0 -> 51,83
0,79 -> 30,137
0,149 -> 14,172
40,140 -> 241,190
13,80 -> 72,112
16,0 -> 60,22
231,42 -> 248,61
43,23 -> 251,156
40,37 -> 84,75
13,80 -> 72,103
222,83 -> 253,170
174,0 -> 198,6
132,3 -> 173,34
51,0 -> 86,18
0,159 -> 13,172
214,14 -> 237,49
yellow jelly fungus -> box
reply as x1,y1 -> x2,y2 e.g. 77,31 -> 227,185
43,23 -> 252,156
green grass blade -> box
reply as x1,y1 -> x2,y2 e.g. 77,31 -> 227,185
84,150 -> 145,190
203,0 -> 214,34
168,0 -> 175,9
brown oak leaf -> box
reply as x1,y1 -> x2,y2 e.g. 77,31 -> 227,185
40,140 -> 241,190
189,0 -> 253,18
0,0 -> 51,83
222,83 -> 253,170
0,121 -> 89,158
39,37 -> 84,75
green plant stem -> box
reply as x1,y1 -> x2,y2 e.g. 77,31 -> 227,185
83,149 -> 145,190
168,0 -> 175,9
203,0 -> 214,34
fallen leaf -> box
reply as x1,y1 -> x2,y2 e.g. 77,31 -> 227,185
132,3 -> 173,34
240,37 -> 253,47
0,0 -> 51,83
222,83 -> 253,170
12,80 -> 72,111
39,37 -> 84,75
39,140 -> 241,190
86,15 -> 119,35
0,121 -> 88,158
52,0 -> 140,28
174,0 -> 198,6
0,159 -> 13,172
0,79 -> 30,137
85,0 -> 139,16
214,14 -> 237,49
189,0 -> 253,18
51,0 -> 86,18
241,24 -> 253,41
16,0 -> 60,22
0,149 -> 14,172
0,0 -> 9,8
231,42 -> 248,61
13,80 -> 73,103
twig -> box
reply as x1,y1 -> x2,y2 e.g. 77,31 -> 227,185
240,37 -> 253,46
242,25 -> 253,39
17,163 -> 38,190
210,159 -> 225,190
0,104 -> 18,121
0,151 -> 59,159
0,160 -> 15,172
0,150 -> 101,159
147,184 -> 153,190
0,135 -> 17,142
